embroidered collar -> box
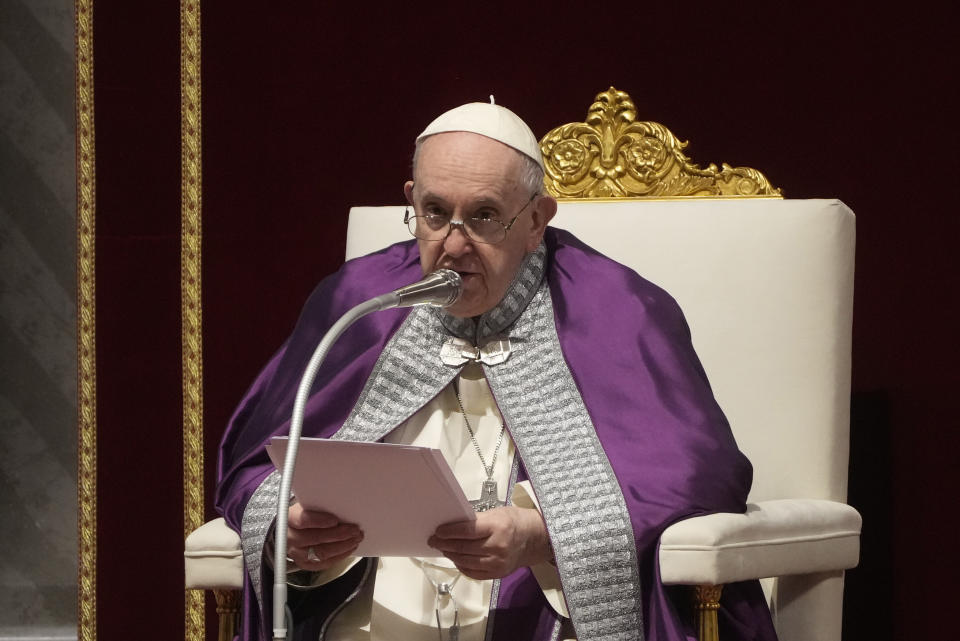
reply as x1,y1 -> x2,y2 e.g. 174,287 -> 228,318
436,242 -> 547,344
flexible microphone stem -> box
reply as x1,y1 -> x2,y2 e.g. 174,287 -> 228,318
272,270 -> 460,640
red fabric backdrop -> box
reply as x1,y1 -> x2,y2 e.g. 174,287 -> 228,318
92,1 -> 182,638
90,2 -> 958,639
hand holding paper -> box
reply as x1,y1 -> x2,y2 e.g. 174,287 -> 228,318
286,504 -> 363,570
429,505 -> 552,580
267,437 -> 475,557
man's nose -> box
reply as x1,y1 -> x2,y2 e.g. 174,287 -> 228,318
442,221 -> 473,255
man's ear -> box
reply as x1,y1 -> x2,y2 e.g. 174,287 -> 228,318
403,180 -> 415,205
526,195 -> 557,252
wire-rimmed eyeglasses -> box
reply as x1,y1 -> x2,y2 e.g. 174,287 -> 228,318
404,193 -> 538,245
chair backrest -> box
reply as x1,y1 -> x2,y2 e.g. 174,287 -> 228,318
345,197 -> 856,504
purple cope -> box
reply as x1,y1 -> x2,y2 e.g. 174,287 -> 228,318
215,227 -> 778,641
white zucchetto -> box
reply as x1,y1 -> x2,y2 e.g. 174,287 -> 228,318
416,101 -> 544,171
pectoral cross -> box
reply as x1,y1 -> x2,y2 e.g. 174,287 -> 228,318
470,479 -> 505,512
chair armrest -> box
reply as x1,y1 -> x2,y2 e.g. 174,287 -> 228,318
184,517 -> 244,589
659,499 -> 861,585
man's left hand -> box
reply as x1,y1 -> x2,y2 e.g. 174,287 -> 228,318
428,506 -> 553,580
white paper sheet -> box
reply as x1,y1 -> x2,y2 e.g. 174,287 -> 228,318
267,437 -> 476,557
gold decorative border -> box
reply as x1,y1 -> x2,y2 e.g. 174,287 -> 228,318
75,0 -> 97,639
181,0 -> 205,640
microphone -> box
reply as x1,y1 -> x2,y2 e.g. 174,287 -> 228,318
372,268 -> 463,309
271,268 -> 461,639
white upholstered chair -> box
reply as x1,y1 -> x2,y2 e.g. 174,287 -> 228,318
186,88 -> 861,641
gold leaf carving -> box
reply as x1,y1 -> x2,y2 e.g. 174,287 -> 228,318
540,87 -> 781,198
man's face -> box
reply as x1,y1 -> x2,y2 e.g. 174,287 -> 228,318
404,132 -> 555,318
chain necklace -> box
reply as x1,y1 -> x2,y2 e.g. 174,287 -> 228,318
453,380 -> 507,512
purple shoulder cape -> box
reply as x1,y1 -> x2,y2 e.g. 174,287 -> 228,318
215,227 -> 776,641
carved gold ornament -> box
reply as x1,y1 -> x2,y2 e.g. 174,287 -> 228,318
540,87 -> 781,198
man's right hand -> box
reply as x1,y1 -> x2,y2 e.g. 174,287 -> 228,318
286,502 -> 363,571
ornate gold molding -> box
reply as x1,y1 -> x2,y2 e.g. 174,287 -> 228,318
75,0 -> 97,639
181,1 -> 205,640
540,87 -> 781,199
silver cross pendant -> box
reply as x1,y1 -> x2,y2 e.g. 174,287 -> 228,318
470,479 -> 505,512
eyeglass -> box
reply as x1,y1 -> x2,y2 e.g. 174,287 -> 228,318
404,193 -> 538,245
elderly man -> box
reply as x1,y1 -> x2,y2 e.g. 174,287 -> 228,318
216,103 -> 777,641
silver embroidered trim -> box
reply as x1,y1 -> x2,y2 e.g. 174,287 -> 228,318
482,456 -> 520,641
334,303 -> 461,442
440,243 -> 546,343
484,282 -> 644,641
241,469 -> 282,610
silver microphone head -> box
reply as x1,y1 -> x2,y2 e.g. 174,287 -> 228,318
392,269 -> 463,308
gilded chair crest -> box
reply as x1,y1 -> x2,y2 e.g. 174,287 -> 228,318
540,87 -> 781,198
